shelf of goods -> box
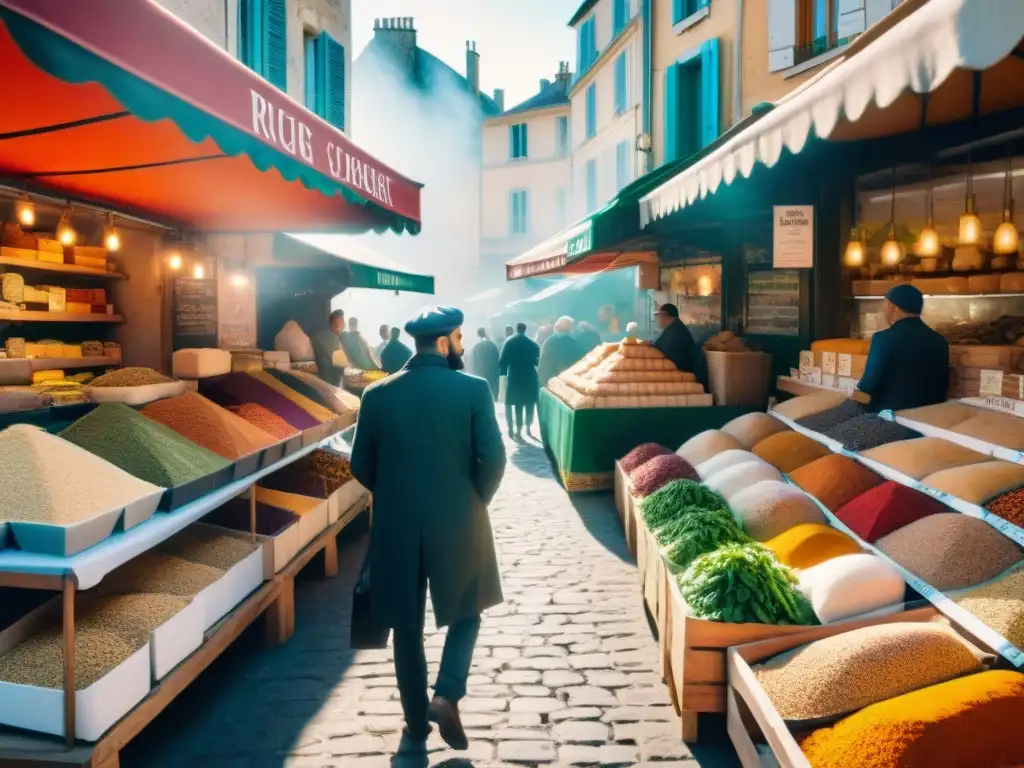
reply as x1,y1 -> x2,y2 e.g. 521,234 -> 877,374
540,336 -> 751,492
0,310 -> 123,323
0,253 -> 125,280
0,367 -> 365,765
612,402 -> 1024,745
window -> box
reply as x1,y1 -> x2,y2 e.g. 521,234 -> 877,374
615,142 -> 630,191
663,38 -> 719,164
510,190 -> 529,235
585,84 -> 597,139
555,187 -> 567,228
509,123 -> 528,159
585,159 -> 598,213
613,0 -> 631,34
304,31 -> 347,130
614,52 -> 627,116
798,0 -> 844,62
576,17 -> 597,75
555,116 -> 569,156
672,0 -> 708,25
239,0 -> 288,91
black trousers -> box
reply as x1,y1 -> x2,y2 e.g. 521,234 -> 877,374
504,401 -> 535,433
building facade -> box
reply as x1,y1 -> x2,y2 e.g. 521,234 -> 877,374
480,65 -> 573,284
568,0 -> 647,221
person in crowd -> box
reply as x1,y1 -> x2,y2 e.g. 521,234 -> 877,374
598,305 -> 621,340
573,320 -> 602,354
501,325 -> 514,354
538,316 -> 585,385
380,326 -> 413,375
534,324 -> 553,347
498,322 -> 541,440
857,284 -> 948,412
653,303 -> 699,374
375,324 -> 390,356
340,316 -> 381,371
470,327 -> 500,400
311,309 -> 348,386
350,306 -> 506,752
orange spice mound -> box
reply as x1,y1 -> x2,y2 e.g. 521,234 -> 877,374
142,392 -> 278,460
789,454 -> 883,512
227,403 -> 300,441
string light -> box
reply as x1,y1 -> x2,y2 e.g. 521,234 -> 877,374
959,149 -> 982,245
56,206 -> 76,246
994,148 -> 1019,255
103,214 -> 121,252
192,264 -> 205,279
15,194 -> 35,228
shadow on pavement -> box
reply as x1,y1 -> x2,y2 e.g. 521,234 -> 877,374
567,490 -> 634,566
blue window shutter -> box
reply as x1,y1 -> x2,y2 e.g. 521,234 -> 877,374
522,190 -> 529,233
672,0 -> 684,24
509,125 -> 515,158
698,0 -> 710,9
586,84 -> 596,138
263,0 -> 287,90
303,36 -> 317,111
522,124 -> 528,158
664,64 -> 679,163
317,32 -> 346,130
700,38 -> 720,147
614,53 -> 626,114
238,0 -> 262,71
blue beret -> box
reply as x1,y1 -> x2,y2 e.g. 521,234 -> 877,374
404,305 -> 465,338
885,284 -> 924,315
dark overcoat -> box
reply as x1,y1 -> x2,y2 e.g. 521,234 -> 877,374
379,338 -> 413,374
538,332 -> 585,385
350,354 -> 507,630
471,338 -> 501,399
857,316 -> 949,412
498,332 -> 540,407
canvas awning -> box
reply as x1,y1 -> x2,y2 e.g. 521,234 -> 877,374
0,0 -> 422,234
640,0 -> 1024,225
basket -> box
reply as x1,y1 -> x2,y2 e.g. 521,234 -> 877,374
704,350 -> 772,407
4,338 -> 25,359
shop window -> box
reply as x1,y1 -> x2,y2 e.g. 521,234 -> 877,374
238,0 -> 288,91
585,84 -> 597,140
510,189 -> 529,235
663,38 -> 719,164
797,0 -> 845,64
576,17 -> 597,76
616,141 -> 630,191
509,123 -> 528,160
304,31 -> 346,130
585,159 -> 598,213
614,52 -> 627,116
658,259 -> 723,345
613,0 -> 631,34
673,0 -> 709,25
556,116 -> 569,156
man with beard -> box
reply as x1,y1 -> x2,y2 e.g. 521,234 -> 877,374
351,306 -> 506,752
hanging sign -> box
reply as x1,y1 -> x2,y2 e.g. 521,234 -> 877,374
773,206 -> 814,268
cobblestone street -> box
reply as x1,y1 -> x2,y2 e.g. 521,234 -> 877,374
123,431 -> 739,767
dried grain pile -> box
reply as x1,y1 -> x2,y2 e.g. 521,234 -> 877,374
834,481 -> 946,542
895,401 -> 979,429
721,412 -> 789,449
823,414 -> 921,453
861,437 -> 989,480
0,626 -> 140,690
764,523 -> 861,569
158,526 -> 259,570
954,570 -> 1024,647
90,367 -> 174,387
77,593 -> 190,644
227,403 -> 301,441
142,392 -> 277,460
246,371 -> 336,423
988,488 -> 1024,528
621,442 -> 672,473
795,400 -> 866,434
293,449 -> 354,490
798,553 -> 906,624
696,449 -> 764,480
0,424 -> 161,525
789,454 -> 883,511
772,392 -> 850,422
753,622 -> 986,721
60,403 -> 230,488
199,373 -> 321,430
952,411 -> 1024,452
923,460 -> 1024,505
876,513 -> 1022,590
705,461 -> 783,502
752,431 -> 831,473
263,369 -> 338,412
630,454 -> 699,497
728,480 -> 826,541
799,670 -> 1024,768
286,370 -> 361,413
102,552 -> 224,597
675,430 -> 742,467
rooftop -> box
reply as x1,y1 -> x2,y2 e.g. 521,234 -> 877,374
501,62 -> 572,116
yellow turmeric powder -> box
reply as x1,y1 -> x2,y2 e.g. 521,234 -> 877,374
799,670 -> 1024,768
764,523 -> 860,570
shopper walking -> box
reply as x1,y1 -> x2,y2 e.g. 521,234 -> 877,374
379,326 -> 412,374
374,324 -> 390,356
470,327 -> 500,400
498,322 -> 541,440
538,315 -> 585,385
350,306 -> 506,752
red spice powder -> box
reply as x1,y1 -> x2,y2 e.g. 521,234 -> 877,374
834,480 -> 946,542
789,454 -> 883,512
227,403 -> 300,441
621,443 -> 672,473
630,454 -> 699,497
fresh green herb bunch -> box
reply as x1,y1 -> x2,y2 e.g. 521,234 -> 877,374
680,543 -> 817,626
640,479 -> 728,531
658,506 -> 751,571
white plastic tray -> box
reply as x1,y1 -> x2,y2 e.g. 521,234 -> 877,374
87,380 -> 188,406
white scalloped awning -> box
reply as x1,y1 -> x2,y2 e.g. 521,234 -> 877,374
640,0 -> 1024,227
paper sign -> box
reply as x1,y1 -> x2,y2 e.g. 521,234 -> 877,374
799,350 -> 813,374
837,377 -> 858,394
807,367 -> 823,385
837,353 -> 853,377
790,368 -> 800,378
821,351 -> 837,375
773,206 -> 814,268
980,369 -> 1005,397
822,374 -> 836,389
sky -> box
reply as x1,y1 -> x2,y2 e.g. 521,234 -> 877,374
352,0 -> 581,109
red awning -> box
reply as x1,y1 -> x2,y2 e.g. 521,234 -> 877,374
0,0 -> 422,234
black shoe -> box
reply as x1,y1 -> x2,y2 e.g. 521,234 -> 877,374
427,696 -> 468,751
402,722 -> 432,742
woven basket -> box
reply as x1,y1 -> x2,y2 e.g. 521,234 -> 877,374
4,338 -> 26,359
705,350 -> 773,407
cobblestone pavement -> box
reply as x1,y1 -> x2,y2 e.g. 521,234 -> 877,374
123,430 -> 740,768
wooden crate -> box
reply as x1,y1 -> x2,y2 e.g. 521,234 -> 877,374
725,606 -> 941,767
613,461 -> 639,555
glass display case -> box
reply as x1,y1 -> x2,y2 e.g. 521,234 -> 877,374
655,258 -> 722,346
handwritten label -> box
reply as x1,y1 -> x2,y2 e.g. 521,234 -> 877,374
822,374 -> 836,389
820,351 -> 837,375
807,367 -> 823,385
837,353 -> 853,377
773,205 -> 814,268
837,377 -> 858,394
799,350 -> 813,374
980,369 -> 1005,397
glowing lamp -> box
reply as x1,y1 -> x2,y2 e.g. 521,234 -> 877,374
15,195 -> 35,228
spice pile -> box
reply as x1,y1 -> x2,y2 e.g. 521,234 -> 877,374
60,403 -> 230,488
101,551 -> 224,597
141,392 -> 278,460
823,414 -> 921,453
861,437 -> 988,480
798,553 -> 906,625
895,401 -> 979,429
720,411 -> 789,449
77,593 -> 190,645
764,523 -> 861,569
771,391 -> 848,421
292,449 -> 354,492
728,481 -> 826,541
795,400 -> 866,433
752,431 -> 831,474
227,403 -> 301,441
789,454 -> 883,511
90,367 -> 174,388
0,625 -> 140,690
246,370 -> 336,423
987,487 -> 1024,527
158,526 -> 259,570
620,442 -> 672,473
279,370 -> 361,413
696,449 -> 764,480
922,460 -> 1024,505
954,570 -> 1024,647
834,481 -> 946,542
630,454 -> 698,497
675,430 -> 742,466
704,461 -> 782,502
199,373 -> 321,430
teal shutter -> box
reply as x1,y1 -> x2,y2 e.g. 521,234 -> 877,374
320,32 -> 346,130
238,0 -> 262,72
522,125 -> 528,158
700,37 -> 720,147
586,84 -> 596,138
264,0 -> 287,91
672,0 -> 684,23
509,125 -> 515,158
698,0 -> 710,9
614,53 -> 626,114
303,36 -> 317,111
664,64 -> 679,163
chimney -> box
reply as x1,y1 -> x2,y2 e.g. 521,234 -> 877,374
555,61 -> 572,83
372,16 -> 417,75
539,78 -> 552,92
493,88 -> 505,111
466,40 -> 480,95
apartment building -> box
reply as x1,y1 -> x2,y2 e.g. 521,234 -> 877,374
568,0 -> 647,220
480,65 -> 573,284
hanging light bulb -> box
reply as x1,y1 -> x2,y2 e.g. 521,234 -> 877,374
881,167 -> 904,268
192,263 -> 205,279
843,227 -> 866,267
103,214 -> 121,252
229,272 -> 249,288
994,148 -> 1019,255
959,149 -> 982,245
56,206 -> 77,246
168,252 -> 183,270
917,162 -> 941,257
15,194 -> 35,228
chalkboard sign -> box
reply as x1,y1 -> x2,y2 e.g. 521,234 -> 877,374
172,276 -> 218,350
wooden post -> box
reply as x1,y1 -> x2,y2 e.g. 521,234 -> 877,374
323,535 -> 339,579
263,576 -> 295,645
62,576 -> 76,747
249,486 -> 257,545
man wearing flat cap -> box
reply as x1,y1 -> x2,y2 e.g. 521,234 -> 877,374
857,284 -> 949,412
350,305 -> 506,751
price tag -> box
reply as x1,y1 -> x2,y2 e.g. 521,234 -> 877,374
837,353 -> 853,377
799,351 -> 813,374
808,367 -> 823,385
982,395 -> 1020,416
821,351 -> 837,375
822,374 -> 836,389
980,369 -> 1004,397
789,368 -> 800,378
837,377 -> 858,394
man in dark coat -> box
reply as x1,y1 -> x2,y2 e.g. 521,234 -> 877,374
574,321 -> 603,354
653,303 -> 699,374
470,327 -> 500,400
498,322 -> 540,440
310,309 -> 347,386
340,316 -> 380,371
857,284 -> 949,412
538,315 -> 585,385
379,326 -> 413,374
351,306 -> 506,751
